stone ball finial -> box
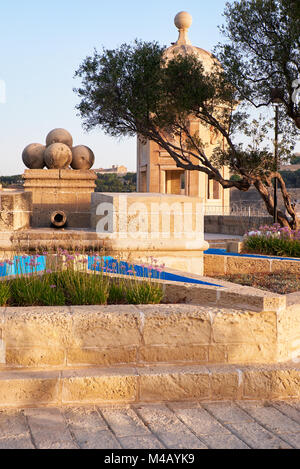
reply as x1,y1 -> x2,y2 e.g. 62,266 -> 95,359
44,143 -> 72,169
22,143 -> 46,169
70,145 -> 95,170
174,11 -> 193,31
46,128 -> 73,148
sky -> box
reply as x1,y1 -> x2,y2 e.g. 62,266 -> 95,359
0,0 -> 298,176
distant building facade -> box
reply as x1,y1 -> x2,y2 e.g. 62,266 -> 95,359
94,165 -> 128,176
136,12 -> 230,215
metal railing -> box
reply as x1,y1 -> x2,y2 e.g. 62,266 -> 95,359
204,204 -> 270,217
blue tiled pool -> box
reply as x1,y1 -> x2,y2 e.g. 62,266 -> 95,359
205,248 -> 300,262
88,256 -> 222,287
0,255 -> 222,287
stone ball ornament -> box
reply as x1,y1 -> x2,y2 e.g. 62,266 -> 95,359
22,143 -> 46,169
22,128 -> 95,170
44,143 -> 73,169
174,11 -> 193,30
71,145 -> 95,170
46,128 -> 73,148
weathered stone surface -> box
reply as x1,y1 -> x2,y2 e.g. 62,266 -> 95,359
239,401 -> 300,447
139,344 -> 208,364
227,256 -> 271,274
64,406 -> 121,449
24,408 -> 77,449
66,347 -> 137,367
71,145 -> 95,170
5,348 -> 65,367
272,259 -> 300,273
44,143 -> 72,169
139,366 -> 211,401
0,191 -> 32,231
0,410 -> 34,449
119,435 -> 165,449
212,310 -> 277,345
23,169 -> 97,228
46,128 -> 73,148
71,306 -> 141,348
141,305 -> 211,346
243,367 -> 300,399
1,401 -> 300,449
134,404 -> 207,449
0,371 -> 61,406
204,254 -> 226,276
4,307 -> 72,348
226,343 -> 277,364
208,366 -> 241,400
22,143 -> 45,169
101,407 -> 149,438
169,403 -> 249,449
61,368 -> 138,404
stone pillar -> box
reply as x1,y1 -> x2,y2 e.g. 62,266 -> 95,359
23,169 -> 96,228
0,190 -> 32,231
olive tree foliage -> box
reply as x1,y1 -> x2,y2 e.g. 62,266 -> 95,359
216,0 -> 300,129
74,39 -> 299,228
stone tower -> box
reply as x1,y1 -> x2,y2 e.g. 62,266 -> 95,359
136,12 -> 230,215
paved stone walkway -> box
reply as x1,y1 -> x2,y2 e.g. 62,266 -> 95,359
0,401 -> 299,449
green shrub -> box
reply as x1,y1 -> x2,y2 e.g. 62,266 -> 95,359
108,280 -> 127,304
0,281 -> 11,306
125,281 -> 163,305
58,271 -> 110,305
244,234 -> 300,257
9,275 -> 66,306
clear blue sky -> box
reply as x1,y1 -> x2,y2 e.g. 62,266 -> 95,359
0,0 -> 231,174
1,0 -> 297,176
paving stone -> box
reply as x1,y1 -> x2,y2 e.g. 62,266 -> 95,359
25,408 -> 77,449
201,402 -> 254,424
134,404 -> 207,449
101,406 -> 150,438
0,401 -> 299,449
273,401 -> 300,424
169,403 -> 249,449
202,402 -> 291,449
63,406 -> 121,449
0,410 -> 33,449
119,435 -> 165,449
238,402 -> 300,448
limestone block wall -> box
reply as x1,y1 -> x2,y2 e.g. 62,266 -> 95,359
0,190 -> 32,231
204,253 -> 300,276
23,169 -> 96,228
0,275 -> 298,370
0,303 -> 298,369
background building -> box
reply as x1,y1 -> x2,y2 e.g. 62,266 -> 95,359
136,12 -> 230,215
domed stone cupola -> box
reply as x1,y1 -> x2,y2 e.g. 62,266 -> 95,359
163,11 -> 217,73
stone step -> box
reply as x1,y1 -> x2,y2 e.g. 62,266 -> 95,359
0,362 -> 299,408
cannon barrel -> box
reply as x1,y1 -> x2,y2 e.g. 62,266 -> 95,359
50,210 -> 67,229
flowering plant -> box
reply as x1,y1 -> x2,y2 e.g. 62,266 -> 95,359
243,224 -> 300,257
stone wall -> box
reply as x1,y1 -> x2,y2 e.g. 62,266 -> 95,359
0,190 -> 32,231
204,215 -> 273,235
204,253 -> 300,276
0,273 -> 298,370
